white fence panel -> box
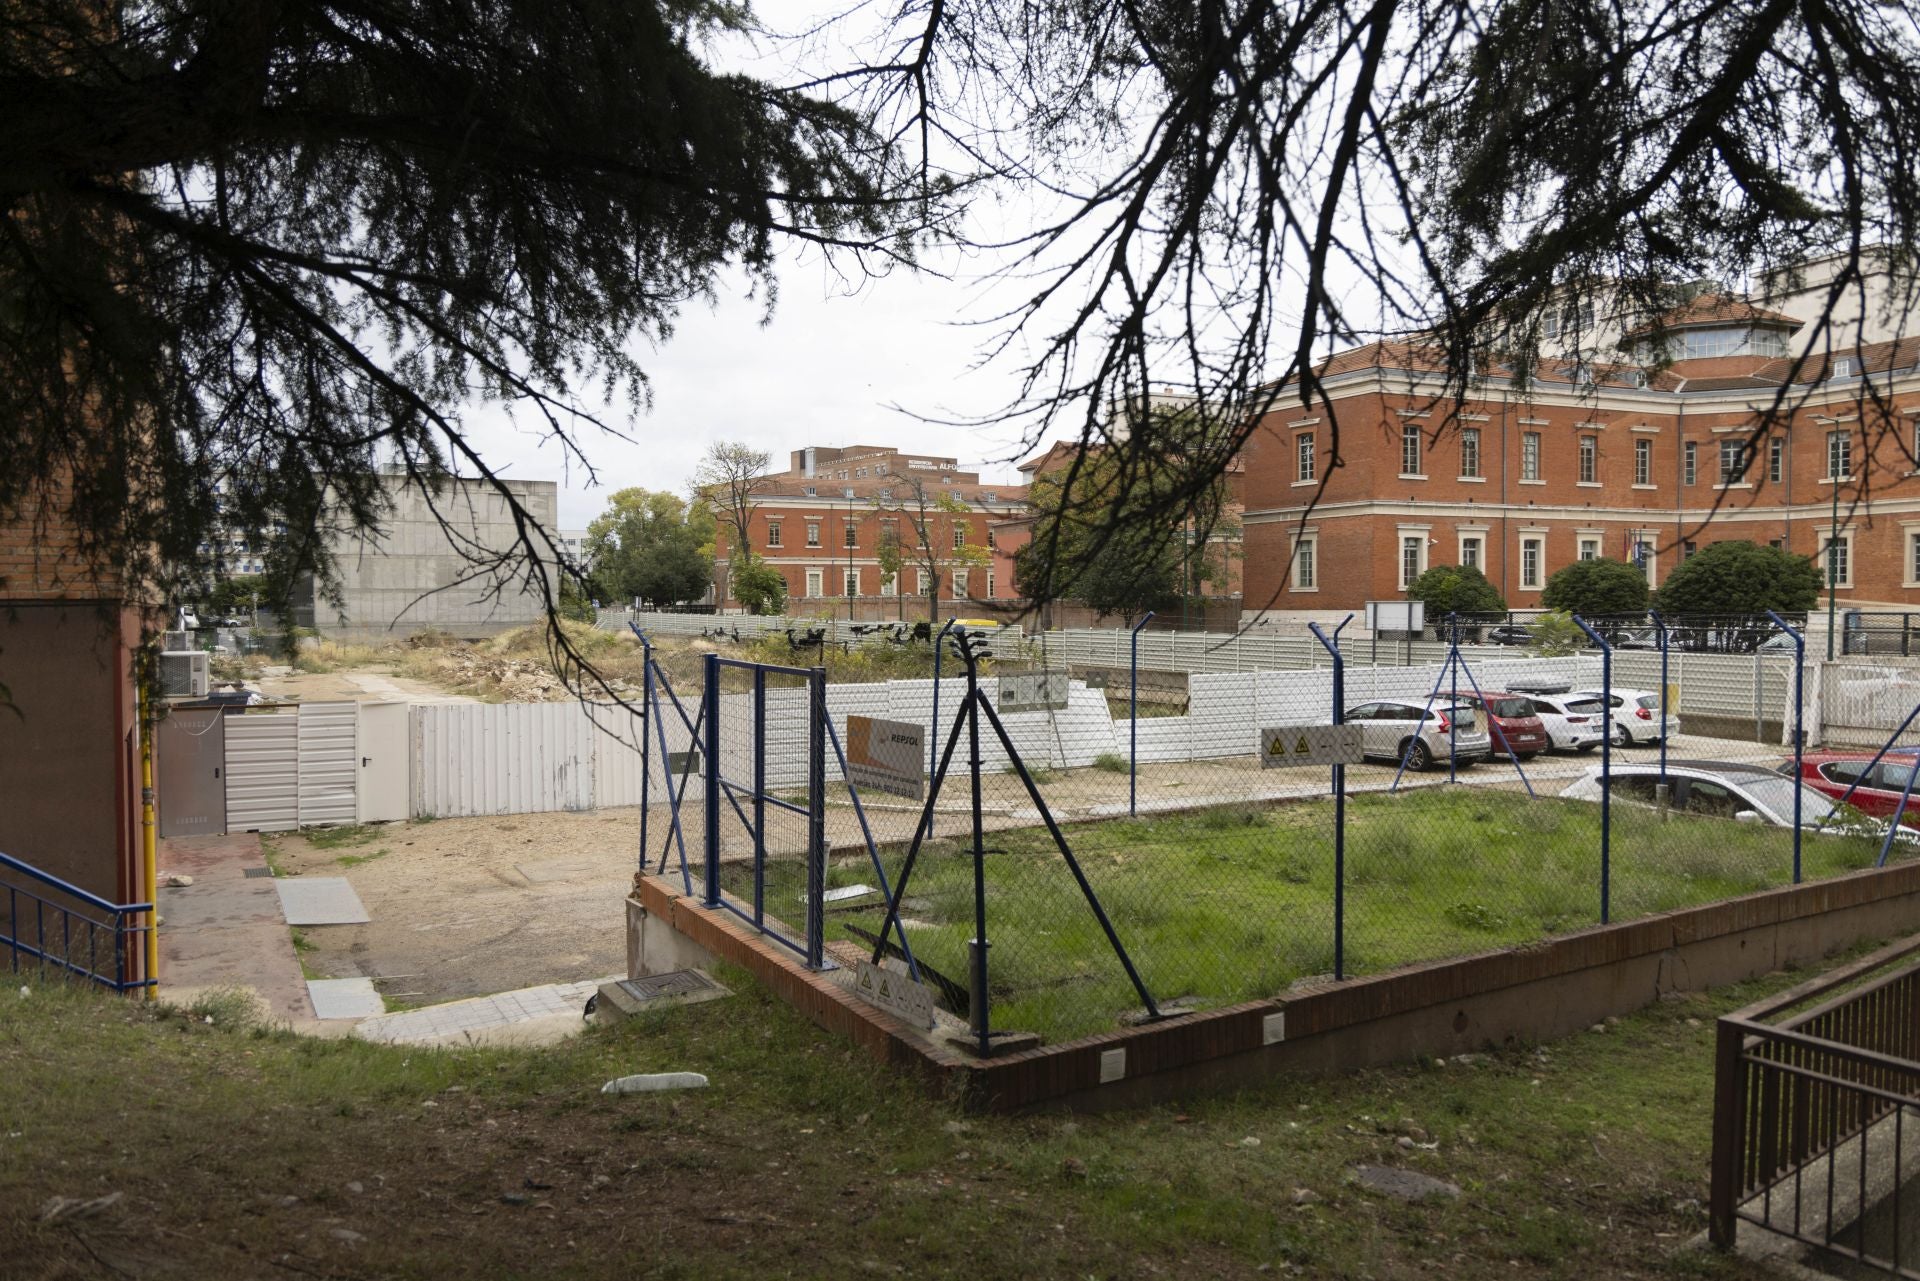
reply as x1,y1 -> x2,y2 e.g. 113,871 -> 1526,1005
586,703 -> 650,809
297,702 -> 359,827
413,702 -> 594,818
224,710 -> 300,833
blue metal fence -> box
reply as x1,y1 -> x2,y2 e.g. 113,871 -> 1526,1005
1,851 -> 154,993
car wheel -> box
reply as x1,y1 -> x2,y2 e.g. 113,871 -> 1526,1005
1609,722 -> 1632,747
1404,739 -> 1434,771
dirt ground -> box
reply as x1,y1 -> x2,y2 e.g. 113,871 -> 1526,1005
249,662 -> 477,703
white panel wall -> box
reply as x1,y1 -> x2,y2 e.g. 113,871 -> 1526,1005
296,701 -> 359,827
412,702 -> 594,818
224,710 -> 300,833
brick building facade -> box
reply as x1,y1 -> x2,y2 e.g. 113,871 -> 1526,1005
1243,295 -> 1920,618
711,445 -> 1027,613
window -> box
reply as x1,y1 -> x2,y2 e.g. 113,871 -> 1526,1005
1834,357 -> 1858,379
1399,535 -> 1424,589
765,522 -> 783,547
844,569 -> 860,597
986,529 -> 996,550
1520,536 -> 1544,589
1770,437 -> 1784,484
1828,430 -> 1852,479
804,485 -> 816,496
1633,537 -> 1657,583
1823,531 -> 1852,587
805,522 -> 821,547
985,572 -> 996,598
1683,540 -> 1698,560
1578,435 -> 1597,483
953,569 -> 970,597
1719,439 -> 1748,484
1634,439 -> 1652,485
855,467 -> 867,478
805,568 -> 823,598
1683,441 -> 1697,485
1460,428 -> 1481,478
880,571 -> 897,597
915,569 -> 931,596
843,522 -> 858,548
1911,533 -> 1920,585
1402,422 -> 1423,475
1521,432 -> 1541,481
1578,537 -> 1599,561
1297,433 -> 1316,482
1460,536 -> 1482,570
953,525 -> 967,550
982,491 -> 997,503
1293,537 -> 1317,590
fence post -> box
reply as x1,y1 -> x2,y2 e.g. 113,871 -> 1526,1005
634,625 -> 652,871
1766,611 -> 1805,884
1308,615 -> 1353,982
1649,609 -> 1669,782
753,667 -> 767,930
1130,611 -> 1156,817
958,632 -> 991,1055
1708,1017 -> 1747,1248
1573,616 -> 1612,924
806,666 -> 827,970
924,619 -> 958,842
702,651 -> 721,909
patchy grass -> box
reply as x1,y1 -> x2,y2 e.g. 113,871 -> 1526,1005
741,789 -> 1894,1042
0,961 -> 1797,1279
1092,752 -> 1130,774
336,848 -> 390,869
301,823 -> 385,851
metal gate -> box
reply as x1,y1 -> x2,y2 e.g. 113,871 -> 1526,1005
700,654 -> 828,968
155,707 -> 226,838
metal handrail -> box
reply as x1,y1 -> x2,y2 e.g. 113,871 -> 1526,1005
0,850 -> 152,915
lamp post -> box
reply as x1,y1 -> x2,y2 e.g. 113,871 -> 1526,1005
1827,476 -> 1839,661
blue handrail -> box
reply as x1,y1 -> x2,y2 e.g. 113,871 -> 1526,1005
2,849 -> 155,992
0,850 -> 152,915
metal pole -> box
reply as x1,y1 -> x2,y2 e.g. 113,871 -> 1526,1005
925,619 -> 957,843
964,637 -> 990,1054
702,651 -> 721,908
1766,610 -> 1805,884
1447,613 -> 1458,782
806,667 -> 828,970
1828,479 -> 1839,661
1650,609 -> 1670,781
1130,610 -> 1155,817
636,626 -> 652,871
752,667 -> 767,929
1308,615 -> 1352,982
1573,616 -> 1612,924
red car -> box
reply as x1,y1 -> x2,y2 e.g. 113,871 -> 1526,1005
1779,750 -> 1920,819
1459,692 -> 1551,761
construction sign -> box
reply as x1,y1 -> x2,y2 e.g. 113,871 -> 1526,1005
1259,724 -> 1365,768
845,715 -> 925,799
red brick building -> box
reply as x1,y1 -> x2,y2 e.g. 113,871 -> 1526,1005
1242,297 -> 1920,617
711,445 -> 1027,613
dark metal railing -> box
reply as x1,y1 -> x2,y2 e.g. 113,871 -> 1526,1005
1712,936 -> 1920,1275
1,850 -> 155,993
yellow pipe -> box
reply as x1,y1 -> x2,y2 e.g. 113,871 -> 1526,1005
140,677 -> 158,999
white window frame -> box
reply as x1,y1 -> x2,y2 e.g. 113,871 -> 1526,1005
952,525 -> 966,551
1292,535 -> 1318,592
1683,442 -> 1697,486
843,522 -> 858,549
1519,535 -> 1545,590
1578,435 -> 1598,484
1397,525 -> 1430,589
844,569 -> 860,597
985,571 -> 996,599
916,568 -> 931,597
805,521 -> 821,548
1459,428 -> 1481,479
1719,438 -> 1748,486
1828,430 -> 1853,480
1770,436 -> 1785,484
765,520 -> 783,548
1634,439 -> 1651,486
880,570 -> 898,597
1297,432 -> 1316,483
805,568 -> 823,598
1907,531 -> 1920,588
953,568 -> 970,598
1578,537 -> 1600,562
1631,536 -> 1658,586
1818,526 -> 1855,588
1520,432 -> 1541,482
1458,532 -> 1484,571
1401,422 -> 1424,477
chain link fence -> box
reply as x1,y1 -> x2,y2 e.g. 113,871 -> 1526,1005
635,613 -> 1909,1050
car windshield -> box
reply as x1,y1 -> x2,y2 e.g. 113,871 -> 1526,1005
1635,695 -> 1661,710
1564,699 -> 1604,714
1736,776 -> 1839,822
1484,698 -> 1534,718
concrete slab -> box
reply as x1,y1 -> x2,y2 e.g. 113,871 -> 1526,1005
353,977 -> 613,1047
275,877 -> 371,926
307,977 -> 386,1020
157,834 -> 314,1023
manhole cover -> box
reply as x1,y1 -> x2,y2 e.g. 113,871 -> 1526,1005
243,867 -> 274,879
619,970 -> 719,1002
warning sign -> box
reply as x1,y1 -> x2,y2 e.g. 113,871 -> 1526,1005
997,669 -> 1072,714
1259,724 -> 1364,768
853,960 -> 936,1029
845,715 -> 925,799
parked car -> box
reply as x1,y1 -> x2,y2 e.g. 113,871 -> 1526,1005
1778,750 -> 1920,819
1343,699 -> 1492,770
1559,760 -> 1920,841
176,605 -> 201,631
1456,691 -> 1550,760
1520,691 -> 1607,753
1570,687 -> 1681,746
1483,625 -> 1533,646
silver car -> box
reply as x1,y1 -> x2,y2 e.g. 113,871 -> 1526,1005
1525,692 -> 1608,752
1344,700 -> 1492,770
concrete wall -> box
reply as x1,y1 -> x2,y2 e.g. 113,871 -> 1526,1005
310,474 -> 560,639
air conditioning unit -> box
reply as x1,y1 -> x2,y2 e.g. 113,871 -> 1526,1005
161,629 -> 192,652
157,650 -> 211,699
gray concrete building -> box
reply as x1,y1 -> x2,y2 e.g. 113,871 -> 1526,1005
298,472 -> 561,640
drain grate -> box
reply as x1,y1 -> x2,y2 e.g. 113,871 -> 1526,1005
242,867 -> 274,879
617,970 -> 719,1003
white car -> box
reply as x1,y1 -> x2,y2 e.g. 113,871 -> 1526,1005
1343,699 -> 1493,770
1523,692 -> 1607,752
1570,688 -> 1681,746
1558,760 -> 1918,842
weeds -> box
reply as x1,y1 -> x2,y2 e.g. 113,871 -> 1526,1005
1091,752 -> 1130,774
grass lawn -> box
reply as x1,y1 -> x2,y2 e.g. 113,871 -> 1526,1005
730,789 -> 1896,1043
0,963 -> 1813,1279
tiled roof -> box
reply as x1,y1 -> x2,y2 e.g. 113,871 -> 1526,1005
1626,294 -> 1802,336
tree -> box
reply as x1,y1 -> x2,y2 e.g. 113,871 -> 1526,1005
1542,558 -> 1651,617
0,2 -> 929,650
1654,541 -> 1822,616
1407,565 -> 1506,627
690,442 -> 774,599
731,559 -> 788,617
1528,611 -> 1589,658
585,489 -> 713,607
871,474 -> 990,625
